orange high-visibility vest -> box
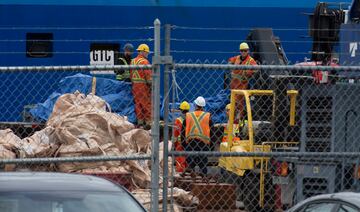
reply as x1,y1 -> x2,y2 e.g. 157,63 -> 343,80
174,116 -> 187,172
222,124 -> 240,142
185,111 -> 211,145
130,55 -> 151,84
229,55 -> 257,81
174,116 -> 184,142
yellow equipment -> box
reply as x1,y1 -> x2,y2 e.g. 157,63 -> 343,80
136,44 -> 150,53
239,42 -> 250,50
179,101 -> 190,111
219,89 -> 298,209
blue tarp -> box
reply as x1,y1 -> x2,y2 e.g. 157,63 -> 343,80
30,73 -> 137,123
161,89 -> 230,124
31,73 -> 229,124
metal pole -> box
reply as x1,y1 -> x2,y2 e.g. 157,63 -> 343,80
169,151 -> 360,158
170,56 -> 176,211
150,18 -> 161,212
0,155 -> 151,164
162,24 -> 171,211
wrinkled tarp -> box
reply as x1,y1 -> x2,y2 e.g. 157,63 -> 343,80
161,89 -> 230,124
31,73 -> 229,124
30,74 -> 137,123
3,92 -> 150,188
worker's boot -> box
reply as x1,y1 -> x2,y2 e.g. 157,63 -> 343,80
136,120 -> 144,129
143,124 -> 151,131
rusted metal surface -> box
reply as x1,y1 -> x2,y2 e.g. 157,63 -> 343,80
174,174 -> 217,191
191,183 -> 237,210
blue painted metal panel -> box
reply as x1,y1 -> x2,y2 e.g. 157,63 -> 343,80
0,0 -> 351,8
340,24 -> 360,64
0,5 -> 315,64
0,1 -> 352,121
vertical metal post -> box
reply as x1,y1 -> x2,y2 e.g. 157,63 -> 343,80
162,24 -> 171,211
151,18 -> 161,212
170,47 -> 176,212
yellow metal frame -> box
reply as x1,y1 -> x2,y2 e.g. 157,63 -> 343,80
227,90 -> 298,148
221,89 -> 298,208
259,142 -> 299,207
288,90 -> 297,126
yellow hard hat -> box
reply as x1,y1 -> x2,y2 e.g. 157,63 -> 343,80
239,42 -> 250,50
179,101 -> 190,111
226,104 -> 231,110
136,44 -> 150,53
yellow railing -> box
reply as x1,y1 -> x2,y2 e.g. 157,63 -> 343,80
227,89 -> 298,149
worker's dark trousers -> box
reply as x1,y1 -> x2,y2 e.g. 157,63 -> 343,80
185,140 -> 209,175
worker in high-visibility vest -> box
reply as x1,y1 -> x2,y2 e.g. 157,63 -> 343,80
228,42 -> 257,121
116,43 -> 134,82
222,104 -> 241,143
130,44 -> 152,129
181,96 -> 213,175
173,101 -> 190,173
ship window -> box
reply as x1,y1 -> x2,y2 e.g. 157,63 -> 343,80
26,33 -> 53,58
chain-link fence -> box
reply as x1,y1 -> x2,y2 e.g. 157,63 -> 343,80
0,64 -> 162,211
0,20 -> 165,212
2,18 -> 360,212
164,62 -> 360,211
162,22 -> 360,212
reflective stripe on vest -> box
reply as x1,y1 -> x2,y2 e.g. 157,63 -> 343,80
222,124 -> 240,142
177,116 -> 184,125
131,58 -> 147,83
185,111 -> 210,144
176,116 -> 184,142
231,56 -> 255,81
116,58 -> 130,80
119,57 -> 129,65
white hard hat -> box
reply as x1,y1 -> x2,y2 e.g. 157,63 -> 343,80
194,96 -> 206,107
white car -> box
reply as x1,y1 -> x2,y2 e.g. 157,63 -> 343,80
287,192 -> 360,212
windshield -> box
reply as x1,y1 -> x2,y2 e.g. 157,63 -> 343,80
0,191 -> 145,212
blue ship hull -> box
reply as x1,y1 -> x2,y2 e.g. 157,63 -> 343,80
0,1 -> 351,121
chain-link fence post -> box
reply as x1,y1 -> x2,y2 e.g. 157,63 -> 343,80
162,23 -> 172,211
150,18 -> 161,212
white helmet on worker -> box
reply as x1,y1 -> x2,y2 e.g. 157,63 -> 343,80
194,96 -> 206,107
239,42 -> 250,51
136,44 -> 150,53
226,103 -> 231,110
